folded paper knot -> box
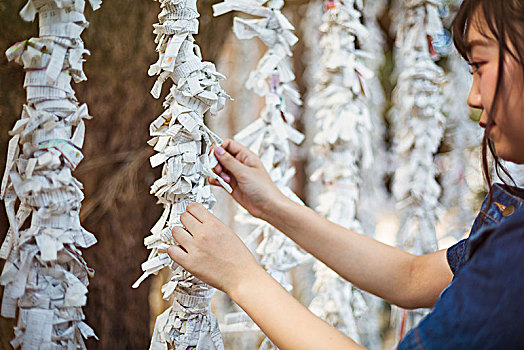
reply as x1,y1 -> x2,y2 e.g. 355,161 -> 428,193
173,291 -> 214,314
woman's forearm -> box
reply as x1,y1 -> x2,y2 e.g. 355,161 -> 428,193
168,202 -> 364,348
229,265 -> 365,350
261,197 -> 452,309
210,140 -> 451,308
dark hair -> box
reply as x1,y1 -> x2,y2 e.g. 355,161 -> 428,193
452,0 -> 524,201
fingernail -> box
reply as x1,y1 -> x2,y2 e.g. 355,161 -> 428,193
222,173 -> 231,182
215,147 -> 225,156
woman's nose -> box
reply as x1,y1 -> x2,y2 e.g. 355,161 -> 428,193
467,76 -> 482,109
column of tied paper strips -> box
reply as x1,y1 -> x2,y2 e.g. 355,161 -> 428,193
0,0 -> 101,348
132,0 -> 232,349
307,0 -> 375,345
212,0 -> 310,346
358,0 -> 388,237
390,0 -> 446,337
352,1 -> 388,348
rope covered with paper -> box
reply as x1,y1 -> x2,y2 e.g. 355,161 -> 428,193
392,0 -> 445,264
358,0 -> 388,235
0,0 -> 101,348
132,0 -> 231,349
390,0 -> 446,334
307,0 -> 374,343
213,0 -> 310,345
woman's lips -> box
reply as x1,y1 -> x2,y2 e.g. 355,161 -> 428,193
479,121 -> 487,128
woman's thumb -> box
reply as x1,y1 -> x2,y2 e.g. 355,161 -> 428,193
214,147 -> 245,175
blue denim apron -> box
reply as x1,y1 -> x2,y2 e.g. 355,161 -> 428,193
399,183 -> 524,349
447,183 -> 524,276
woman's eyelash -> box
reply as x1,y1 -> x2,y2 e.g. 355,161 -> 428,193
467,61 -> 485,75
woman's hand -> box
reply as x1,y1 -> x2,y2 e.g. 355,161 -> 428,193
210,138 -> 287,220
170,201 -> 365,350
167,202 -> 263,295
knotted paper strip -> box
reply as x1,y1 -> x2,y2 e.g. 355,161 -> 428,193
213,1 -> 310,347
1,0 -> 101,348
132,0 -> 232,349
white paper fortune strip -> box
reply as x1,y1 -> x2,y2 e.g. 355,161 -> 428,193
307,0 -> 376,345
213,1 -> 310,347
0,0 -> 101,349
391,0 -> 446,335
354,3 -> 388,347
132,1 -> 232,349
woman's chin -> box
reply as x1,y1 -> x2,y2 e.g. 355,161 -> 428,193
498,148 -> 524,164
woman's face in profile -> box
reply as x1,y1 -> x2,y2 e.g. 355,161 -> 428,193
466,11 -> 524,164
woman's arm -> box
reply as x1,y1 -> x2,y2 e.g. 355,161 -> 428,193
231,263 -> 364,350
168,203 -> 364,350
211,139 -> 453,309
265,198 -> 452,309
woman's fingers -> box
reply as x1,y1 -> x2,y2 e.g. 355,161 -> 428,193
167,244 -> 188,262
209,177 -> 223,186
186,202 -> 214,224
171,226 -> 193,246
213,163 -> 223,174
219,172 -> 231,182
214,146 -> 246,175
221,138 -> 246,157
212,162 -> 232,183
223,138 -> 256,160
170,226 -> 193,263
180,210 -> 202,236
209,175 -> 234,187
220,138 -> 260,167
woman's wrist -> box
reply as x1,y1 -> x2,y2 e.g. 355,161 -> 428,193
227,263 -> 269,303
258,190 -> 294,223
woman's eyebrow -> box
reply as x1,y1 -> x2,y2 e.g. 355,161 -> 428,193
466,38 -> 494,53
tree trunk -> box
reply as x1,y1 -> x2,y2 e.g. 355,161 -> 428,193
0,2 -> 38,348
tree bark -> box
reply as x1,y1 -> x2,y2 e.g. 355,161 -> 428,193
0,2 -> 38,348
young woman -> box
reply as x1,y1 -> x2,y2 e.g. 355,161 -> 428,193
167,0 -> 524,348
